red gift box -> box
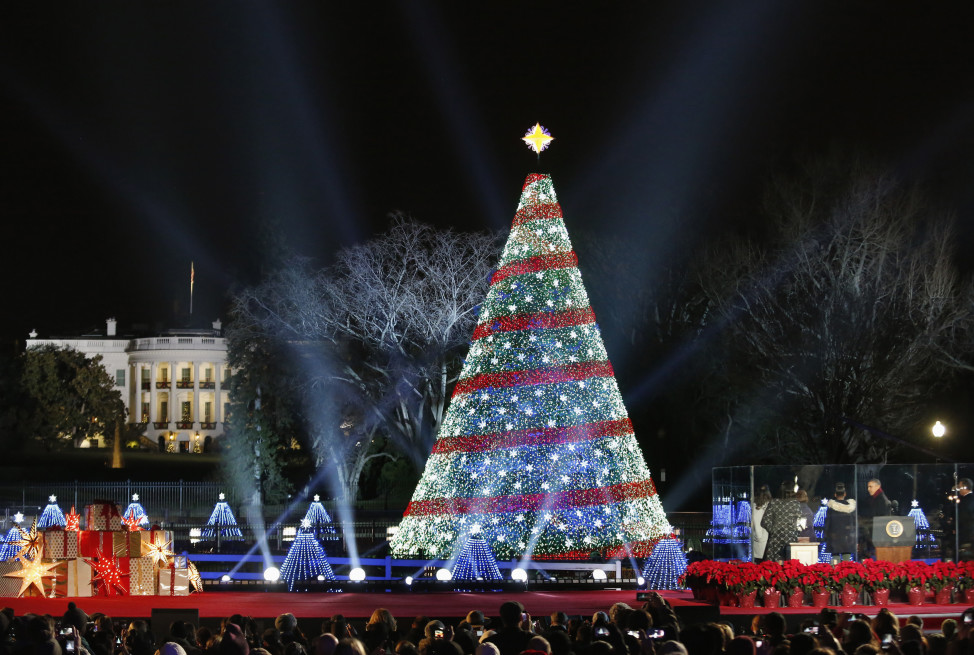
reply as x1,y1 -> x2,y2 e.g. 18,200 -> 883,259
78,531 -> 114,558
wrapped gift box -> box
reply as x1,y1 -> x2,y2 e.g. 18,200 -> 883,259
139,530 -> 174,555
50,559 -> 93,598
112,532 -> 143,558
85,502 -> 122,531
0,561 -> 24,597
158,565 -> 189,596
44,529 -> 79,559
129,557 -> 156,596
78,531 -> 113,558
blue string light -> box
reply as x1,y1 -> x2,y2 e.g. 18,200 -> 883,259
908,500 -> 935,554
280,520 -> 335,590
641,538 -> 687,590
303,495 -> 338,540
0,525 -> 24,561
37,495 -> 66,529
814,499 -> 831,563
201,494 -> 244,540
452,534 -> 503,581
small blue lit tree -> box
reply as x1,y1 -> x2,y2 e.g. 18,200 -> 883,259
814,499 -> 831,563
908,500 -> 936,556
280,519 -> 335,590
303,495 -> 337,540
0,515 -> 25,561
641,538 -> 687,590
123,493 -> 149,527
38,495 -> 66,529
452,534 -> 502,582
202,493 -> 244,540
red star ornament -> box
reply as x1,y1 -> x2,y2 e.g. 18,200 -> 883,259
85,550 -> 129,596
65,507 -> 80,532
121,515 -> 144,532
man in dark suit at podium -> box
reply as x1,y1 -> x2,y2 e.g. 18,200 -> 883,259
858,478 -> 892,559
957,478 -> 974,561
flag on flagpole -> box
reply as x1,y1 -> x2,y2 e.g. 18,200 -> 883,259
190,262 -> 195,292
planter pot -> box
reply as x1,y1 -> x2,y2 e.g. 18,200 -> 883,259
872,588 -> 890,606
787,589 -> 805,608
812,589 -> 830,608
763,589 -> 781,608
739,590 -> 757,608
935,587 -> 954,605
908,586 -> 925,606
718,589 -> 737,606
965,588 -> 974,604
840,585 -> 859,607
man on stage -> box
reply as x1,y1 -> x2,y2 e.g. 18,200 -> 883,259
956,478 -> 974,561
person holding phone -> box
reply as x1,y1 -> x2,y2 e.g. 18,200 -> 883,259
484,602 -> 533,655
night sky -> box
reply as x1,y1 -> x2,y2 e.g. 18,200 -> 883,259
4,3 -> 974,350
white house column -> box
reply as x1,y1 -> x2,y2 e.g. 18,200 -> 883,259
149,363 -> 158,423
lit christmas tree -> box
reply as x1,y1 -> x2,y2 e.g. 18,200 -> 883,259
123,494 -> 149,527
0,515 -> 25,562
303,495 -> 337,540
390,131 -> 671,559
814,499 -> 832,563
280,519 -> 335,590
908,500 -> 936,555
38,495 -> 66,529
202,493 -> 244,540
452,533 -> 503,581
641,538 -> 687,590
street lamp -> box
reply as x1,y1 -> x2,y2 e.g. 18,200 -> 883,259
932,421 -> 946,438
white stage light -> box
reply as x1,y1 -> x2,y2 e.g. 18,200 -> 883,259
264,567 -> 281,582
405,576 -> 413,586
436,567 -> 452,581
592,568 -> 607,580
349,567 -> 366,582
511,568 -> 528,582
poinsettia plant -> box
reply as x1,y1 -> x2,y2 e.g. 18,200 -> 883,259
928,561 -> 959,592
863,559 -> 897,591
895,561 -> 932,590
831,560 -> 866,591
773,559 -> 806,592
800,562 -> 833,593
724,561 -> 766,594
957,561 -> 974,590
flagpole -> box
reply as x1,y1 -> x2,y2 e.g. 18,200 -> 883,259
190,261 -> 194,318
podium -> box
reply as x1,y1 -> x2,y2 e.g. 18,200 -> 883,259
872,516 -> 915,562
788,542 -> 820,565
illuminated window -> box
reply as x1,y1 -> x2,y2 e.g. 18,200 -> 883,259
115,370 -> 125,387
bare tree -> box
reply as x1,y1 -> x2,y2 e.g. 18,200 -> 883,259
705,162 -> 974,463
228,217 -> 499,501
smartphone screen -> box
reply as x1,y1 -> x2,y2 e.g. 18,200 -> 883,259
434,630 -> 444,639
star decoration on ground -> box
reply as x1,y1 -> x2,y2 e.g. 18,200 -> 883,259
522,123 -> 554,154
3,545 -> 59,597
65,507 -> 80,532
85,551 -> 129,596
122,515 -> 144,532
12,519 -> 41,561
144,539 -> 174,567
188,561 -> 203,593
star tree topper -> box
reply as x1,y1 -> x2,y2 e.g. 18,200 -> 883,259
522,123 -> 554,154
3,545 -> 59,597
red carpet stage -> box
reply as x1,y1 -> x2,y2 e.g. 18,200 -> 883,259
1,590 -> 969,633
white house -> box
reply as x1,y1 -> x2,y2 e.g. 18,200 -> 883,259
27,318 -> 230,453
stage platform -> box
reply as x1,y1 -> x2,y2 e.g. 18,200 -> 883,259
0,591 -> 968,633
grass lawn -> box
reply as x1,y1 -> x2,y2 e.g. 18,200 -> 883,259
0,448 -> 222,484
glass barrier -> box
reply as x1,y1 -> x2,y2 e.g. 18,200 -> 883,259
712,463 -> 971,562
